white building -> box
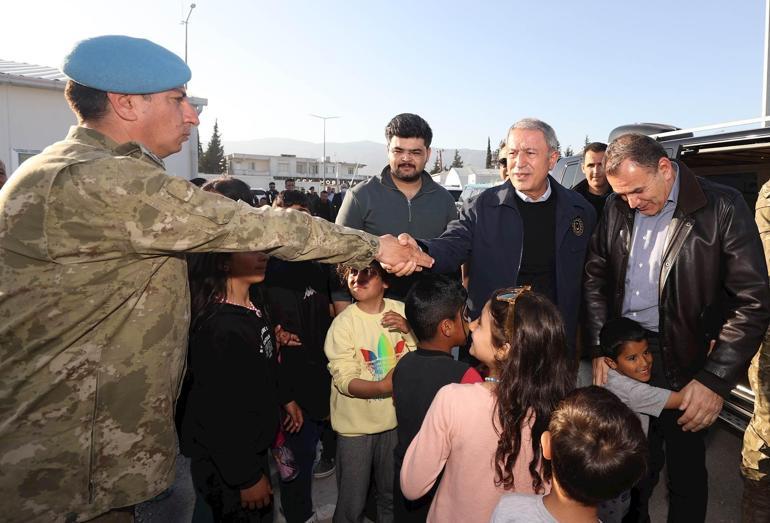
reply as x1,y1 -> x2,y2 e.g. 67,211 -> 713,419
432,166 -> 501,189
0,59 -> 207,179
224,152 -> 368,190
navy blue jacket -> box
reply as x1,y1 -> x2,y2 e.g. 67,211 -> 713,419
421,177 -> 596,354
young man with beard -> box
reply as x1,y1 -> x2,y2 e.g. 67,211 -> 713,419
335,113 -> 458,306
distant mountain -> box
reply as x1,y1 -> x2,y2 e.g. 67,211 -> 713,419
223,137 -> 487,176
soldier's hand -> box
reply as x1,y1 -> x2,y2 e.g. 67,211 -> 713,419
677,379 -> 723,432
240,474 -> 272,510
376,234 -> 433,277
592,356 -> 609,385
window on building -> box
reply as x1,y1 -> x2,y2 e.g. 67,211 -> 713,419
251,162 -> 255,170
15,149 -> 40,168
310,164 -> 319,174
297,162 -> 307,174
325,165 -> 335,175
279,163 -> 289,173
348,167 -> 354,175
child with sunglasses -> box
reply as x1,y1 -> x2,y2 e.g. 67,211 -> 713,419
324,261 -> 417,522
400,287 -> 574,523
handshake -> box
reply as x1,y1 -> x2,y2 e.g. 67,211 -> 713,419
375,233 -> 433,277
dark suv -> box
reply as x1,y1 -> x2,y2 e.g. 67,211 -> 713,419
552,120 -> 770,431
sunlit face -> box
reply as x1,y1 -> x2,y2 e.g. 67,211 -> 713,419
388,136 -> 430,182
285,180 -> 296,191
228,252 -> 269,285
134,88 -> 199,158
469,301 -> 505,366
605,339 -> 653,382
347,266 -> 388,304
507,129 -> 559,199
607,158 -> 674,216
582,150 -> 608,195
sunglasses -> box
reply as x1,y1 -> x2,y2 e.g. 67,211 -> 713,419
348,266 -> 379,278
497,158 -> 507,167
496,285 -> 532,338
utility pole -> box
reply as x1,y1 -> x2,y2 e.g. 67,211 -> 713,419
182,3 -> 196,64
310,114 -> 340,185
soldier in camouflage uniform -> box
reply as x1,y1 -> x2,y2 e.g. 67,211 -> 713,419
742,179 -> 770,522
0,35 -> 431,523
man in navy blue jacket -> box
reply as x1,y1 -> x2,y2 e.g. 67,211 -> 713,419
409,118 -> 596,360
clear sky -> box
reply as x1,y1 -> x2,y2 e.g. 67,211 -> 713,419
2,0 -> 766,154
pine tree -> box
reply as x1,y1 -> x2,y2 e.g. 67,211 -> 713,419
429,155 -> 443,174
584,135 -> 591,147
201,120 -> 226,174
451,149 -> 463,168
485,137 -> 492,168
564,146 -> 574,157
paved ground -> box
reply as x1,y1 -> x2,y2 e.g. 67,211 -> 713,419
137,420 -> 744,522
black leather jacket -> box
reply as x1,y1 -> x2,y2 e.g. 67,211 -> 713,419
583,161 -> 770,397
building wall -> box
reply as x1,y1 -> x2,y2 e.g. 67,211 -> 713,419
0,83 -> 201,179
0,84 -> 76,171
226,154 -> 367,190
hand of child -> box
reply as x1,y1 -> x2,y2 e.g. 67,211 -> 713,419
283,400 -> 304,433
240,474 -> 272,510
275,325 -> 301,347
381,311 -> 410,333
592,356 -> 609,386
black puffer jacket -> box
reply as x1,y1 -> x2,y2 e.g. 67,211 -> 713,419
583,161 -> 770,396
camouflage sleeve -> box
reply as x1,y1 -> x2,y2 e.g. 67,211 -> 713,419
125,165 -> 378,267
757,181 -> 770,275
742,180 -> 770,481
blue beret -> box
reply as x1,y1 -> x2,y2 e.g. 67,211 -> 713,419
62,35 -> 191,94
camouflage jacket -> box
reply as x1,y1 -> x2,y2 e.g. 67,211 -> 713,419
0,126 -> 378,522
742,180 -> 770,482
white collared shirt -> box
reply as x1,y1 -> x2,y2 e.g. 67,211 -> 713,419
514,179 -> 552,203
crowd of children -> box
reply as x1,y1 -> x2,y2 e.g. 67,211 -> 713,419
174,176 -> 686,523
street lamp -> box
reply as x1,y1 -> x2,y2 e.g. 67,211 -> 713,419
310,114 -> 340,185
182,3 -> 196,64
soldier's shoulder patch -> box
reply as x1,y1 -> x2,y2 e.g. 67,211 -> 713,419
571,216 -> 585,236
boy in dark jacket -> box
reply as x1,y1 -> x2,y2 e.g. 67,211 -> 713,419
392,275 -> 482,522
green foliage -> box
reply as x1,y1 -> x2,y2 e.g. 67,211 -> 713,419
485,137 -> 492,169
200,120 -> 226,174
451,149 -> 463,168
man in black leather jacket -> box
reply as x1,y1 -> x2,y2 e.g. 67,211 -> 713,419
583,133 -> 770,522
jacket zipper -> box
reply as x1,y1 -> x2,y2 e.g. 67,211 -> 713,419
407,199 -> 412,223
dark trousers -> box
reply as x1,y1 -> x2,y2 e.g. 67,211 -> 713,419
742,477 -> 770,522
321,418 -> 337,461
393,460 -> 434,523
280,415 -> 323,523
625,335 -> 708,523
191,457 -> 273,523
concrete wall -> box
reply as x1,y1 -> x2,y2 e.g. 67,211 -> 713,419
0,82 -> 200,180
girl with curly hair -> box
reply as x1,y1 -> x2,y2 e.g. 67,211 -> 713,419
400,287 -> 574,522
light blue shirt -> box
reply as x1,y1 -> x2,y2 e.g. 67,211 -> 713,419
621,165 -> 680,332
514,179 -> 552,203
